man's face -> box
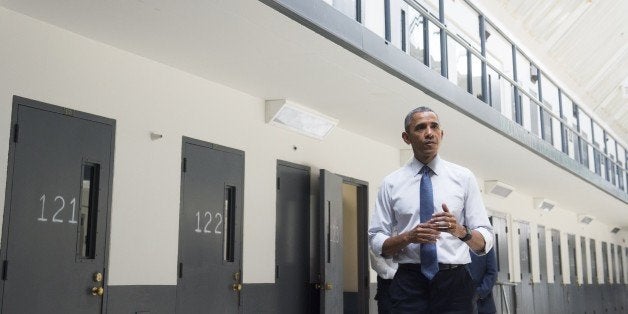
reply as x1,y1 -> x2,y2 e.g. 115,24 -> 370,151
402,111 -> 443,164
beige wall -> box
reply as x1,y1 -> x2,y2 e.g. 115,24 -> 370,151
0,7 -> 400,285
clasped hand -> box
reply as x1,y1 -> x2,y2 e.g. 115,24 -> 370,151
407,203 -> 461,244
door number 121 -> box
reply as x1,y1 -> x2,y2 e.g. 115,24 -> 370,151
38,194 -> 78,224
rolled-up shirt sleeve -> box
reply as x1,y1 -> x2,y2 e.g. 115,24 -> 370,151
465,173 -> 494,255
368,182 -> 395,256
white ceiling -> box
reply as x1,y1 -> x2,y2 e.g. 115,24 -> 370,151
476,0 -> 628,145
1,0 -> 626,227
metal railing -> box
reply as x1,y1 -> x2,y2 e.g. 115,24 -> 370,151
322,0 -> 627,196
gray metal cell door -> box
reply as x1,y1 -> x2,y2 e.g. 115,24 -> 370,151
533,225 -> 549,314
515,221 -> 534,314
567,234 -> 577,284
602,242 -> 609,283
618,246 -> 624,284
489,216 -> 513,314
548,229 -> 565,314
318,170 -> 343,314
1,98 -> 114,314
276,161 -> 311,313
176,139 -> 244,314
590,239 -> 598,284
580,236 -> 588,284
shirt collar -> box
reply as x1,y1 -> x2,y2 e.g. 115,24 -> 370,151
409,155 -> 442,176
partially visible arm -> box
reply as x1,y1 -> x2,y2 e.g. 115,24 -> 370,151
368,183 -> 395,256
463,173 -> 493,254
477,249 -> 498,298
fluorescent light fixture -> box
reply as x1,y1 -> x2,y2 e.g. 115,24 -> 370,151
484,180 -> 514,198
533,198 -> 556,212
578,214 -> 595,225
265,99 -> 338,140
611,227 -> 621,234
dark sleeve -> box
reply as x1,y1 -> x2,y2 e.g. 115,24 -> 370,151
477,249 -> 498,299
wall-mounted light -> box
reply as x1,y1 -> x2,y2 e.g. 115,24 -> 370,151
265,99 -> 338,140
578,214 -> 595,225
610,227 -> 621,234
484,180 -> 514,198
533,198 -> 555,212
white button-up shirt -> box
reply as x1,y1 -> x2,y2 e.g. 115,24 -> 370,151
369,155 -> 493,265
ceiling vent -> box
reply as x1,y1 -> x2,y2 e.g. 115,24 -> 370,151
265,99 -> 338,140
533,198 -> 556,212
578,214 -> 595,225
484,180 -> 514,198
611,227 -> 621,234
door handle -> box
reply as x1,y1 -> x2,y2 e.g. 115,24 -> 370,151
232,283 -> 242,291
91,286 -> 104,296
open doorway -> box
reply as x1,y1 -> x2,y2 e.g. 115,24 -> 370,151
318,169 -> 369,314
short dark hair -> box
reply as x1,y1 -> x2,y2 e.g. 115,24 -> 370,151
404,106 -> 437,131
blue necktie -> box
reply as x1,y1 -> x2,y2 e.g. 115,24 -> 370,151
420,166 -> 438,280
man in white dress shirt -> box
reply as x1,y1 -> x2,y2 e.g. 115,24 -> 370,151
368,106 -> 493,313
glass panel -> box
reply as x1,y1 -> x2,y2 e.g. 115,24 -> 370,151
444,0 -> 480,51
540,107 -> 552,144
607,136 -> 617,185
485,22 -> 514,80
516,50 -> 539,100
79,163 -> 100,259
224,186 -> 236,262
592,121 -> 605,178
617,145 -> 626,191
322,0 -> 357,20
415,0 -> 439,17
562,96 -> 577,160
407,9 -> 426,64
447,36 -> 468,92
518,92 -> 531,132
428,21 -> 441,73
551,116 -> 562,151
470,53 -> 483,100
487,65 -> 509,112
390,0 -> 407,49
363,0 -> 385,37
541,74 -> 559,147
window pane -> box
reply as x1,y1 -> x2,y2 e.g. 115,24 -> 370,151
486,23 -> 514,80
407,10 -> 426,64
390,0 -> 407,48
224,186 -> 236,262
322,0 -> 357,20
363,0 -> 385,37
447,36 -> 468,92
471,53 -> 483,100
487,65 -> 509,112
445,0 -> 480,51
79,163 -> 100,259
516,50 -> 539,100
428,21 -> 442,73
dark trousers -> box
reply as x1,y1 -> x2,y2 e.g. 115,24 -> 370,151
390,264 -> 475,314
376,276 -> 393,314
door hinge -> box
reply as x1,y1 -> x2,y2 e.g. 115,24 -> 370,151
178,262 -> 183,278
276,177 -> 280,190
505,226 -> 508,233
12,124 -> 18,143
2,260 -> 7,280
182,158 -> 187,173
275,265 -> 279,278
518,228 -> 520,235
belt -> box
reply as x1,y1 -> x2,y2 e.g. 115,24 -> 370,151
399,263 -> 465,271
